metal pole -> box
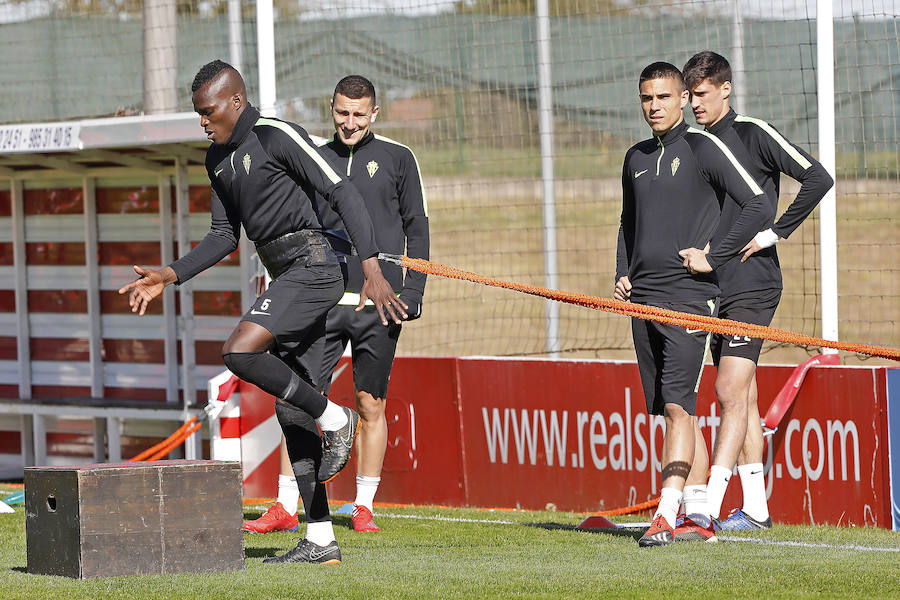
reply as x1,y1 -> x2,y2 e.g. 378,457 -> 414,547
174,159 -> 196,411
83,177 -> 103,399
143,0 -> 178,114
158,175 -> 179,404
230,2 -> 255,312
536,0 -> 559,357
256,0 -> 277,117
227,0 -> 243,74
11,179 -> 30,400
817,0 -> 839,350
11,178 -> 33,466
731,0 -> 746,113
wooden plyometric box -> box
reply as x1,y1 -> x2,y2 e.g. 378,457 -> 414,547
24,460 -> 244,578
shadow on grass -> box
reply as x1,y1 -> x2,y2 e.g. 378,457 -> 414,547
11,566 -> 26,573
525,521 -> 643,540
245,547 -> 287,559
331,515 -> 351,528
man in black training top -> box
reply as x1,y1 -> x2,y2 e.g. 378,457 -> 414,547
314,75 -> 429,533
118,60 -> 407,565
680,51 -> 833,533
615,61 -> 772,547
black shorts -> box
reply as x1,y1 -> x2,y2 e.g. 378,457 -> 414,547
242,262 -> 344,389
711,289 -> 781,365
315,302 -> 402,399
632,298 -> 717,416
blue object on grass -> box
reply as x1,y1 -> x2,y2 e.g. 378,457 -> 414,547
335,502 -> 354,515
2,491 -> 24,505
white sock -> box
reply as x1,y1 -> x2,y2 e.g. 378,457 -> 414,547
276,474 -> 299,516
354,475 -> 381,512
316,400 -> 348,431
653,487 -> 682,527
682,484 -> 708,517
706,464 -> 732,519
305,520 -> 336,546
738,462 -> 769,521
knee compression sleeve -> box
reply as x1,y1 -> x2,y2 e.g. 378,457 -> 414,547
222,351 -> 328,417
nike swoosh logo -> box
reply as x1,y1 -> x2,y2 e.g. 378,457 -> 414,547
250,309 -> 270,315
685,328 -> 705,334
309,547 -> 335,560
634,169 -> 648,179
215,168 -> 224,177
729,341 -> 749,348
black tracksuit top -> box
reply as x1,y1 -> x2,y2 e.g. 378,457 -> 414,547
616,119 -> 772,303
315,131 -> 430,299
706,109 -> 834,296
169,105 -> 379,284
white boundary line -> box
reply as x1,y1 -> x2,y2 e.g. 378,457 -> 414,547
716,535 -> 900,553
379,512 -> 514,525
373,512 -> 900,553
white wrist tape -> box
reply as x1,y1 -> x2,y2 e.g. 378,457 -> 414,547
753,228 -> 779,249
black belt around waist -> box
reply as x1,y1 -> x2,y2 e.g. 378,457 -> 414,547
255,230 -> 338,279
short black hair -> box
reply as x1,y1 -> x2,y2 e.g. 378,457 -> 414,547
639,62 -> 685,91
333,75 -> 376,105
192,60 -> 233,93
683,51 -> 732,90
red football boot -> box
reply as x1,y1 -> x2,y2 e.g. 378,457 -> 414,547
351,504 -> 381,532
242,502 -> 299,533
638,514 -> 675,547
674,514 -> 718,543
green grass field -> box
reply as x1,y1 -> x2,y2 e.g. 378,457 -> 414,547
2,485 -> 898,600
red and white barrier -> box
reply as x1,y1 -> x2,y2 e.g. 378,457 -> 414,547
207,371 -> 281,497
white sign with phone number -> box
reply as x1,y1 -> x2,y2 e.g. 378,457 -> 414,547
0,123 -> 81,154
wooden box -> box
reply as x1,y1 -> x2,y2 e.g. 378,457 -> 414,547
25,460 -> 244,578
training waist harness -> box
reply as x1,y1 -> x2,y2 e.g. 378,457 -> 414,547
255,230 -> 338,278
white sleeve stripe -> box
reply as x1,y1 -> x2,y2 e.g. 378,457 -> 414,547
255,118 -> 342,185
374,133 -> 429,218
735,115 -> 813,170
688,127 -> 765,196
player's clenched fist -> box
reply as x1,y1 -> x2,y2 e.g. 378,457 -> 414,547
614,276 -> 632,301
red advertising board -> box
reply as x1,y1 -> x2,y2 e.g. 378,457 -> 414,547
326,356 -> 467,506
322,357 -> 891,528
455,358 -> 657,512
749,366 -> 890,527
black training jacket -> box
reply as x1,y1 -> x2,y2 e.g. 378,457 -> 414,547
169,105 -> 379,283
707,109 -> 834,296
315,131 -> 430,302
616,119 -> 772,303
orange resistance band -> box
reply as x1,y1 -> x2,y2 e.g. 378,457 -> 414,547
382,254 -> 900,361
127,416 -> 200,462
598,498 -> 660,517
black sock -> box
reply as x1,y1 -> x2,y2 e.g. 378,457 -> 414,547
275,401 -> 330,523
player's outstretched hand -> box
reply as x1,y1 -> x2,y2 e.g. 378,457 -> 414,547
117,265 -> 171,316
360,256 -> 408,325
614,276 -> 632,302
678,247 -> 712,274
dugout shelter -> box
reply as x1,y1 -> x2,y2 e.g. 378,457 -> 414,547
0,113 -> 254,474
